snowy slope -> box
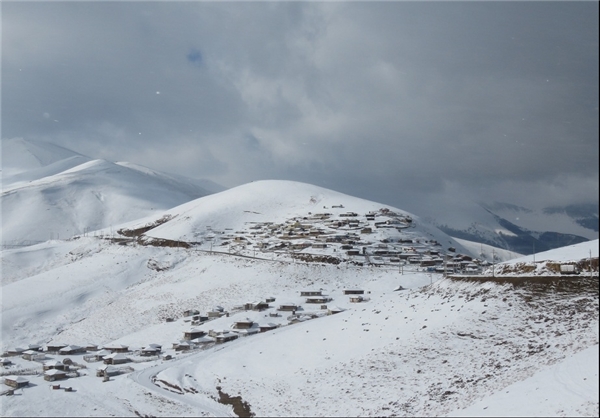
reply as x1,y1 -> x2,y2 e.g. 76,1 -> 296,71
2,137 -> 89,181
476,239 -> 599,278
448,343 -> 599,417
1,139 -> 215,245
1,224 -> 598,417
503,238 -> 599,264
453,237 -> 523,263
1,141 -> 597,417
114,180 -> 471,258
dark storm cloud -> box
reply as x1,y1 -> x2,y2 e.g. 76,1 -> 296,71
2,1 -> 598,215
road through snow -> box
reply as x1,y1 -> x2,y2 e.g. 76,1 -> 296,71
128,350 -> 235,417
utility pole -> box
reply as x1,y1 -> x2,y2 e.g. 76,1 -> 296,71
492,249 -> 495,278
533,240 -> 536,263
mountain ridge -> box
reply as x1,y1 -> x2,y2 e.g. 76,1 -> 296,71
1,138 -> 218,246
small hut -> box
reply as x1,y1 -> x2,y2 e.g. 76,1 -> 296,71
96,365 -> 120,377
300,290 -> 322,297
278,303 -> 298,312
215,332 -> 239,344
259,323 -> 278,333
232,319 -> 255,329
183,328 -> 207,341
140,346 -> 161,357
103,353 -> 130,365
44,369 -> 67,382
94,349 -> 111,361
45,343 -> 68,353
43,360 -> 67,371
103,344 -> 129,353
4,376 -> 29,388
59,345 -> 85,355
343,289 -> 364,295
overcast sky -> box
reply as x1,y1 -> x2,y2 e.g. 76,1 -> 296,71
2,1 -> 598,219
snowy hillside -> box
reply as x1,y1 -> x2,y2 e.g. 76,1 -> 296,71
102,179 -> 493,275
1,235 -> 597,417
478,239 -> 599,277
2,137 -> 89,182
1,141 -> 597,417
453,237 -> 523,263
506,239 -> 599,264
1,138 -> 214,246
122,180 -> 464,245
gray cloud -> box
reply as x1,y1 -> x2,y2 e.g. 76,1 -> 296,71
2,1 -> 598,219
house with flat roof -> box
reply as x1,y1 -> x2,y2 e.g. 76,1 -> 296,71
44,369 -> 68,382
4,376 -> 29,388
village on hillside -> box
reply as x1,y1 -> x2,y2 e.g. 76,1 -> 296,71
0,285 -> 373,395
123,206 -> 490,275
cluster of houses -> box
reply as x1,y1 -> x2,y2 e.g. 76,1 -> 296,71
175,288 -> 366,351
2,285 -> 372,394
194,207 -> 486,273
1,341 -> 166,388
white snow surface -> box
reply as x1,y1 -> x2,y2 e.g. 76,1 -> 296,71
1,141 -> 598,416
453,237 -> 523,263
1,138 -> 213,245
1,234 -> 597,416
503,239 -> 599,264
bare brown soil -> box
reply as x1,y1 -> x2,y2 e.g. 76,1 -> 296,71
216,386 -> 255,417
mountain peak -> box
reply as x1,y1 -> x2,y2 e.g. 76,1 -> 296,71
2,137 -> 88,175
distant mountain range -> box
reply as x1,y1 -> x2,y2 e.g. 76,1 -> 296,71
3,138 -> 597,256
432,201 -> 597,255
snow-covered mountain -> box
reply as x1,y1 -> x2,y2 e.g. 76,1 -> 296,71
1,139 -> 597,417
114,179 -> 471,252
1,138 -> 216,246
429,200 -> 596,255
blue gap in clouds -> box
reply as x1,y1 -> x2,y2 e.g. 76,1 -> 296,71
187,48 -> 203,67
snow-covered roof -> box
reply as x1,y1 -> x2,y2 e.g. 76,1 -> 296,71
231,328 -> 260,335
103,343 -> 129,349
190,336 -> 215,344
59,344 -> 82,352
4,376 -> 29,383
259,323 -> 278,328
97,365 -> 118,372
103,353 -> 128,360
44,369 -> 66,376
187,328 -> 205,333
